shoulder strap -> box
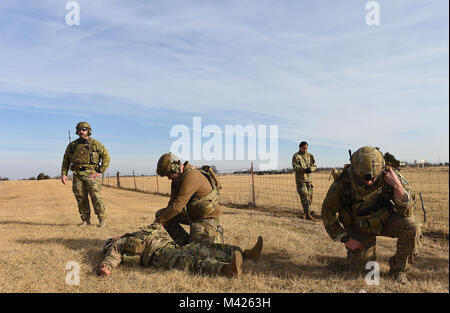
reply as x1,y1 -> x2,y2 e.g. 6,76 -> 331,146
68,139 -> 80,154
200,165 -> 222,190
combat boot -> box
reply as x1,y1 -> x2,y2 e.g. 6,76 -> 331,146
221,251 -> 243,278
389,257 -> 409,285
78,219 -> 91,227
391,271 -> 408,285
243,236 -> 263,261
98,219 -> 107,228
305,211 -> 316,221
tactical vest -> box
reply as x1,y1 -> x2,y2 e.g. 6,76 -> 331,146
294,152 -> 314,182
337,167 -> 393,235
120,225 -> 176,266
181,165 -> 221,220
68,138 -> 101,172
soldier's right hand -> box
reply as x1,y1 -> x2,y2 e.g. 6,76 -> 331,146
345,238 -> 364,251
61,175 -> 68,185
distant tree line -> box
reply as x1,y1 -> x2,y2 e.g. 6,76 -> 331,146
19,172 -> 53,180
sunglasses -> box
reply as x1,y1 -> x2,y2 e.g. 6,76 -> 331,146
77,127 -> 88,131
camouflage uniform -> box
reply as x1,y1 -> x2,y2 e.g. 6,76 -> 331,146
155,159 -> 224,246
61,137 -> 110,222
292,151 -> 317,214
101,223 -> 241,276
321,155 -> 422,275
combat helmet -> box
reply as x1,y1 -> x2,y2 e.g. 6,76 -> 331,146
157,152 -> 181,177
76,121 -> 92,136
350,146 -> 385,182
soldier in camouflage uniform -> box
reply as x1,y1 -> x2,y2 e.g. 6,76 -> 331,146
321,146 -> 422,284
292,141 -> 317,220
61,122 -> 110,227
97,223 -> 263,277
154,153 -> 224,246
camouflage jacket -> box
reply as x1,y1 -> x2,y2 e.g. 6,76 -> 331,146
321,167 -> 415,241
156,162 -> 222,223
292,151 -> 317,182
121,223 -> 176,266
61,137 -> 110,176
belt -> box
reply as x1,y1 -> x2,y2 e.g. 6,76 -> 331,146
73,165 -> 95,171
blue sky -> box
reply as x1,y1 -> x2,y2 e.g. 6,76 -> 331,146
0,0 -> 448,179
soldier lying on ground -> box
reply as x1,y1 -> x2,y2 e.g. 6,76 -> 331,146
98,223 -> 263,278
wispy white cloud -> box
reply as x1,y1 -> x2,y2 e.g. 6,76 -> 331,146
0,0 -> 448,178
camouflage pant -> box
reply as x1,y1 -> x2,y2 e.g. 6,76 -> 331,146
101,237 -> 242,276
155,208 -> 224,246
345,214 -> 422,273
72,174 -> 106,221
296,181 -> 313,213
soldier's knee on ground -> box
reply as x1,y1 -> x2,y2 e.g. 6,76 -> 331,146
155,208 -> 165,219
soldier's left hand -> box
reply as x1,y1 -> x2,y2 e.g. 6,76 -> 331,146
89,173 -> 101,179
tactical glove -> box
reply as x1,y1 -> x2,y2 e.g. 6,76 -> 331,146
305,167 -> 312,173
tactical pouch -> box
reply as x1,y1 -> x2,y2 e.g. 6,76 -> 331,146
354,209 -> 391,235
122,254 -> 141,266
187,189 -> 218,219
90,151 -> 100,165
124,237 -> 145,255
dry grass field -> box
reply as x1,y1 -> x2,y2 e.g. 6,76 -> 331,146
0,173 -> 448,293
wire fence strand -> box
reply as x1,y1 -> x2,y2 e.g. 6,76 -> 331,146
102,166 -> 449,235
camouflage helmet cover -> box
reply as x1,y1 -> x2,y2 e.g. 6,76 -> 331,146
76,121 -> 92,135
351,146 -> 385,181
157,152 -> 181,176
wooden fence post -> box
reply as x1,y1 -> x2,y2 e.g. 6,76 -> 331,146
132,170 -> 137,190
251,162 -> 256,207
116,171 -> 121,188
156,172 -> 160,194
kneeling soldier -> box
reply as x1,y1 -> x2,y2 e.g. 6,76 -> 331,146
154,153 -> 224,245
321,146 -> 422,284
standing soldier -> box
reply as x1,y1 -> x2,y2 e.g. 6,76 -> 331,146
292,141 -> 317,220
321,146 -> 422,284
154,153 -> 224,246
97,222 -> 263,277
61,122 -> 110,227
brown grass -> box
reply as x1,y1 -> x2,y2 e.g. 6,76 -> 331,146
0,177 -> 448,293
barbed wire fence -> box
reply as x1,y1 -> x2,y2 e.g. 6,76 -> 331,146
102,165 -> 449,236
